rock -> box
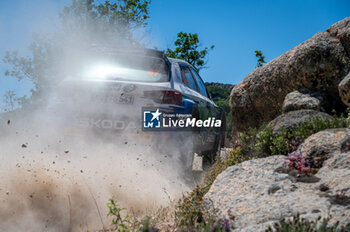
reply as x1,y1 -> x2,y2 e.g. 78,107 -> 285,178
230,18 -> 350,133
297,128 -> 350,168
267,109 -> 332,134
327,17 -> 350,56
321,150 -> 350,171
316,151 -> 350,211
338,72 -> 350,106
282,89 -> 324,113
203,153 -> 350,231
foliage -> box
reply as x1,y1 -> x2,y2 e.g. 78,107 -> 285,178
215,98 -> 230,113
206,84 -> 233,141
1,91 -> 17,112
166,32 -> 214,71
254,50 -> 266,68
106,195 -> 232,232
238,127 -> 260,157
0,90 -> 29,112
138,217 -> 159,232
175,185 -> 206,228
60,0 -> 151,43
206,85 -> 231,103
266,214 -> 344,232
107,198 -> 132,232
242,116 -> 350,157
188,218 -> 230,232
175,148 -> 246,228
139,214 -> 230,232
3,35 -> 59,104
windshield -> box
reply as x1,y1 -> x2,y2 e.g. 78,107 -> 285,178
65,52 -> 170,82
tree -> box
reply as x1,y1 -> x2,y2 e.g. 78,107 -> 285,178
60,0 -> 151,44
3,0 -> 151,106
254,50 -> 266,68
2,91 -> 18,112
166,32 -> 214,71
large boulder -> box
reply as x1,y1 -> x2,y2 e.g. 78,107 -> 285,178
267,109 -> 332,134
230,17 -> 350,132
203,152 -> 350,231
282,89 -> 325,113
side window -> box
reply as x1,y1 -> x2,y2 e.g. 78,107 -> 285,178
180,65 -> 198,91
174,65 -> 183,82
190,67 -> 208,98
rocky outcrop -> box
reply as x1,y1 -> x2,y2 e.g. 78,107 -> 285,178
230,17 -> 350,132
282,89 -> 324,113
267,109 -> 332,134
339,72 -> 350,106
203,146 -> 350,231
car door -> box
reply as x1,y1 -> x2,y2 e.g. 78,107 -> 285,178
178,64 -> 213,149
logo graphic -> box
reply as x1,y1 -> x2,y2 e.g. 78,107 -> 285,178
143,109 -> 162,128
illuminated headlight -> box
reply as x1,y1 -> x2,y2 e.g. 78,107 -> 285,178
85,65 -> 129,79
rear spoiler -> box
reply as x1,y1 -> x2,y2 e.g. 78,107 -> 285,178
87,45 -> 170,63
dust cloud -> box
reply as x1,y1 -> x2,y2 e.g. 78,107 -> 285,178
0,109 -> 191,231
0,2 -> 192,231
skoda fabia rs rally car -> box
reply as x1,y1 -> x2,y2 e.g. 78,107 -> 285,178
48,47 -> 226,170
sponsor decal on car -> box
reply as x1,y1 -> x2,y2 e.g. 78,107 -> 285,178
76,117 -> 137,130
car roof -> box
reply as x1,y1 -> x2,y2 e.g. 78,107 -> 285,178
167,57 -> 193,67
88,45 -> 194,68
89,46 -> 164,58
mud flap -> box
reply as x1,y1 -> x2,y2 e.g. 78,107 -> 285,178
192,153 -> 203,171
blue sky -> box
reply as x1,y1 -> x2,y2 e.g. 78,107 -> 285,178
0,0 -> 349,99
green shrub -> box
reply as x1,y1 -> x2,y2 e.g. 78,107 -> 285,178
189,218 -> 230,232
254,126 -> 275,155
138,217 -> 159,232
239,127 -> 259,156
107,198 -> 132,232
248,117 -> 350,157
266,214 -> 345,232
